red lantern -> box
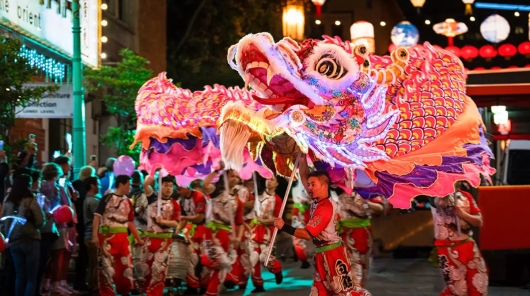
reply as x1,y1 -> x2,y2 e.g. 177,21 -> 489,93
445,45 -> 461,57
507,65 -> 519,69
518,41 -> 530,58
474,67 -> 486,70
491,66 -> 502,70
311,0 -> 326,18
525,64 -> 530,68
54,205 -> 74,224
498,120 -> 512,135
479,45 -> 497,61
461,45 -> 478,61
498,44 -> 517,60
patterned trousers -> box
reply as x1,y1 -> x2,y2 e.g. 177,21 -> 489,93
341,226 -> 373,287
236,221 -> 253,287
140,236 -> 172,296
435,238 -> 489,296
310,244 -> 372,296
185,224 -> 207,289
250,224 -> 282,287
97,232 -> 134,296
201,228 -> 237,296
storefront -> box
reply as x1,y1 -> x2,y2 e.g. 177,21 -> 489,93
1,0 -> 101,162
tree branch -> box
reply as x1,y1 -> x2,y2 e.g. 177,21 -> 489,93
172,0 -> 208,58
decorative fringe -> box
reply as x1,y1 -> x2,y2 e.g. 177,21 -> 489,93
220,120 -> 251,170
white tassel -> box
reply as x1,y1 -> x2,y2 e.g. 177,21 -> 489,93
220,120 -> 251,170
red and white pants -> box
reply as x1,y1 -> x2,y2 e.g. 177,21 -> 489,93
435,238 -> 489,296
201,228 -> 237,296
341,226 -> 373,287
250,224 -> 282,287
140,235 -> 172,296
184,223 -> 208,289
311,243 -> 371,296
236,221 -> 253,287
97,232 -> 134,296
292,207 -> 310,261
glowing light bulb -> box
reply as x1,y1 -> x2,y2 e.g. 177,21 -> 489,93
101,20 -> 108,26
425,19 -> 431,25
335,20 -> 341,26
101,36 -> 108,43
315,19 -> 321,25
470,16 -> 475,21
100,53 -> 107,59
101,3 -> 108,10
380,21 -> 386,26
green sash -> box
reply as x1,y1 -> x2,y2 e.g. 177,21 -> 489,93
205,221 -> 231,232
337,218 -> 371,234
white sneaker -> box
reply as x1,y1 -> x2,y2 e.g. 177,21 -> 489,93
61,284 -> 79,295
51,286 -> 71,296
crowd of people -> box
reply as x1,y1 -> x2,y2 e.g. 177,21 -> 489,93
0,143 -> 489,296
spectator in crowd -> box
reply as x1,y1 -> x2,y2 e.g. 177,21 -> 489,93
0,149 -> 8,202
72,165 -> 96,291
83,176 -> 101,295
99,158 -> 116,196
2,174 -> 45,296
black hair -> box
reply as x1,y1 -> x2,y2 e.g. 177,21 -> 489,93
7,174 -> 33,208
131,170 -> 143,185
161,175 -> 175,185
308,170 -> 332,196
105,158 -> 116,172
115,174 -> 131,187
29,168 -> 41,183
84,176 -> 99,192
53,155 -> 71,166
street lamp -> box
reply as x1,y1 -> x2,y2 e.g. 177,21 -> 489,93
283,2 -> 305,41
462,0 -> 475,15
72,0 -> 86,175
410,0 -> 426,13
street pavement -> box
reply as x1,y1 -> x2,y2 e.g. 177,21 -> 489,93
200,233 -> 529,296
211,257 -> 529,296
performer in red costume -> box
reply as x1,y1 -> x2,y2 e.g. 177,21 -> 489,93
249,176 -> 284,292
334,190 -> 385,287
430,181 -> 488,296
140,175 -> 181,296
232,177 -> 255,290
274,156 -> 371,296
177,175 -> 212,295
201,169 -> 245,296
291,179 -> 312,269
92,175 -> 144,296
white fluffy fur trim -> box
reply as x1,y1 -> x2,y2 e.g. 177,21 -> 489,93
302,43 -> 360,91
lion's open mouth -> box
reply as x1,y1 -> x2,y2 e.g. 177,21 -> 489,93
240,44 -> 315,111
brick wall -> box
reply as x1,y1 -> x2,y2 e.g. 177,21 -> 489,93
137,0 -> 167,74
9,118 -> 45,162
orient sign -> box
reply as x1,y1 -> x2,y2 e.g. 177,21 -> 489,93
0,0 -> 100,68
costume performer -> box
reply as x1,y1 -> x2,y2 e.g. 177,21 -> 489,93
334,190 -> 385,287
430,181 -> 488,296
249,176 -> 284,292
232,178 -> 255,289
200,169 -> 245,296
177,176 -> 211,294
275,157 -> 371,296
92,175 -> 144,296
291,180 -> 312,269
140,175 -> 181,296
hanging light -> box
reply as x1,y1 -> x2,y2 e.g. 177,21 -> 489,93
462,0 -> 475,15
283,2 -> 305,41
493,111 -> 509,125
350,21 -> 375,53
433,18 -> 468,46
410,0 -> 426,13
311,0 -> 326,18
491,105 -> 506,114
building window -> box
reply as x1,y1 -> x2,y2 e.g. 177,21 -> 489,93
118,0 -> 132,26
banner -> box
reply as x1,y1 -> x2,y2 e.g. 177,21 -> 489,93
16,83 -> 73,118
